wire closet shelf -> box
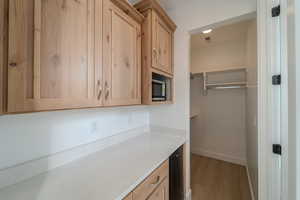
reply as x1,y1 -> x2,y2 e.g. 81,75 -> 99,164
191,67 -> 247,96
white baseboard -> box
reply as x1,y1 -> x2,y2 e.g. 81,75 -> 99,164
191,148 -> 246,166
185,188 -> 192,200
246,165 -> 256,200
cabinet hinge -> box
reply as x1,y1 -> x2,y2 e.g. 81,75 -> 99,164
272,5 -> 281,17
273,144 -> 282,155
272,75 -> 281,85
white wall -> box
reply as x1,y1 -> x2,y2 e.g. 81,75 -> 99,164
286,0 -> 300,199
190,77 -> 247,165
191,21 -> 250,73
0,106 -> 149,170
148,0 -> 256,196
245,19 -> 258,200
296,1 -> 300,199
191,41 -> 246,73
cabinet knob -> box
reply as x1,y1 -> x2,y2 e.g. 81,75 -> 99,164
150,176 -> 160,186
153,48 -> 157,55
9,62 -> 17,67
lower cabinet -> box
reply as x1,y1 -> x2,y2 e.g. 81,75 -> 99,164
147,178 -> 169,200
124,160 -> 169,200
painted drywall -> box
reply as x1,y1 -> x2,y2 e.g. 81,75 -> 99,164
286,0 -> 300,199
296,1 -> 300,199
190,21 -> 249,165
148,0 -> 256,197
190,77 -> 247,165
0,106 -> 149,170
191,21 -> 250,73
191,41 -> 246,73
245,19 -> 258,200
296,1 -> 300,198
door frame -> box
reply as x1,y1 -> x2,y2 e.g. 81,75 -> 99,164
257,0 -> 290,200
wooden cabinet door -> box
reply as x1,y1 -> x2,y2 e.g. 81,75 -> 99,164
7,0 -> 103,113
103,0 -> 141,106
152,12 -> 172,74
0,0 -> 7,114
147,178 -> 169,200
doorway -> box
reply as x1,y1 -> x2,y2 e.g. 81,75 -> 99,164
189,16 -> 257,200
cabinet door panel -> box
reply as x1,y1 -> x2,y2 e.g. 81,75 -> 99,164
40,0 -> 90,99
157,20 -> 172,73
103,1 -> 141,106
8,0 -> 102,112
152,12 -> 172,74
147,178 -> 169,200
0,0 -> 7,114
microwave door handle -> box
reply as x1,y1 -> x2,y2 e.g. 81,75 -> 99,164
152,79 -> 165,84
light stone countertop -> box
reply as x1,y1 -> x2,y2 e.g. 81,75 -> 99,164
0,127 -> 186,200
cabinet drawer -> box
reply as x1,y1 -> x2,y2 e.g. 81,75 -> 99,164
133,160 -> 169,200
147,178 -> 169,200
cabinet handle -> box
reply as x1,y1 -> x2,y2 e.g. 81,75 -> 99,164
150,176 -> 160,186
153,48 -> 157,56
98,89 -> 102,100
9,62 -> 17,67
105,90 -> 110,100
105,81 -> 110,100
158,48 -> 162,62
153,48 -> 158,63
97,80 -> 102,100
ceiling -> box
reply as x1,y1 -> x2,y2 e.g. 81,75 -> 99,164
191,20 -> 252,50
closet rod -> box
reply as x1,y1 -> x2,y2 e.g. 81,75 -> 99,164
208,86 -> 247,90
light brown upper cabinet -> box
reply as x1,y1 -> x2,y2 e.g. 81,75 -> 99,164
134,0 -> 176,105
134,0 -> 176,76
6,0 -> 143,113
103,0 -> 143,106
7,0 -> 103,113
152,12 -> 173,74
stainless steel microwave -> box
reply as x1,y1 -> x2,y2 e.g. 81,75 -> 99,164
152,79 -> 167,101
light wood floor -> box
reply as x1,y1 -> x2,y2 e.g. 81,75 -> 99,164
191,154 -> 252,200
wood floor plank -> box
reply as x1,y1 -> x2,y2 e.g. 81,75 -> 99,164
191,154 -> 252,200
